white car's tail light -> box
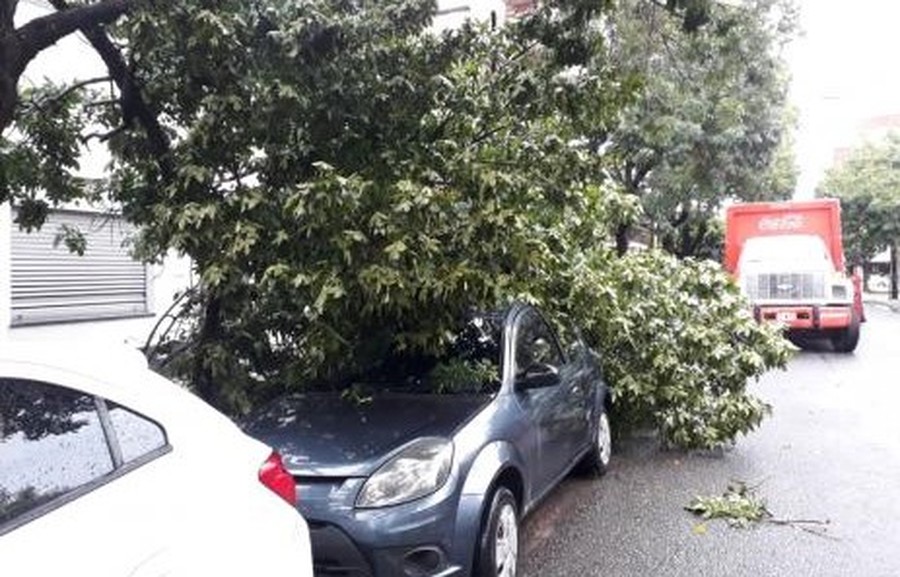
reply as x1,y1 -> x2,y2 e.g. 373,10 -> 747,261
258,451 -> 297,506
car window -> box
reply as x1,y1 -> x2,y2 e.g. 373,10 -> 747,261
554,320 -> 586,362
346,312 -> 504,395
514,308 -> 564,377
107,403 -> 167,463
0,378 -> 114,528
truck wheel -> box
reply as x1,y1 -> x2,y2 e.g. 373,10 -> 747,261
831,313 -> 861,353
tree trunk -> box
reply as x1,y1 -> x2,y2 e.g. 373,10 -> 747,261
891,241 -> 898,301
677,217 -> 708,259
615,223 -> 630,257
0,48 -> 18,131
193,295 -> 225,412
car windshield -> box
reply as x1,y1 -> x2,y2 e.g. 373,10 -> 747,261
347,312 -> 505,395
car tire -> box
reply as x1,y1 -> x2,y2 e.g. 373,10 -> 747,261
831,313 -> 860,353
475,486 -> 519,577
579,407 -> 612,477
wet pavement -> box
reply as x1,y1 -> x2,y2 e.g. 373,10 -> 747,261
521,307 -> 900,577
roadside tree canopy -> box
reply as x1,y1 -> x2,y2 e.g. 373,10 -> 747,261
1,0 -> 792,449
819,133 -> 900,298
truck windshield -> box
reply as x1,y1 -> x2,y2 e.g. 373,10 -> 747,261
739,234 -> 833,268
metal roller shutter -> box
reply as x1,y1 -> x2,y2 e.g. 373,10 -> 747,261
10,209 -> 149,326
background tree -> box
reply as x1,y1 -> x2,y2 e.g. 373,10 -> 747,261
819,134 -> 900,299
606,0 -> 798,257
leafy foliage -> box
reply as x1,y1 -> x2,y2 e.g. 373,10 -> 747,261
0,81 -> 106,233
0,486 -> 64,526
559,249 -> 792,449
686,480 -> 833,537
819,134 -> 900,263
607,0 -> 798,256
686,481 -> 770,527
108,0 -> 633,411
5,0 -> 792,448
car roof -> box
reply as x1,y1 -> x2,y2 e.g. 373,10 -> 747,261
0,340 -> 256,450
0,340 -> 150,387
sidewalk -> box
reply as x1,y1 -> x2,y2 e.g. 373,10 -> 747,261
863,292 -> 900,312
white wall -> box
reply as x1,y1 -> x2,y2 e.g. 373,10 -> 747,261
0,203 -> 10,341
433,0 -> 507,31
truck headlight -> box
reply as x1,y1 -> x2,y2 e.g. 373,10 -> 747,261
831,284 -> 848,299
356,437 -> 453,508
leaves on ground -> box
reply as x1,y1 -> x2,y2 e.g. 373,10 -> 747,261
686,481 -> 770,528
686,480 -> 835,539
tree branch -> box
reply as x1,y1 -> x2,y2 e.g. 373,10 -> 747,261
1,0 -> 18,33
15,0 -> 132,68
49,0 -> 175,185
27,75 -> 111,113
80,124 -> 126,144
83,97 -> 120,109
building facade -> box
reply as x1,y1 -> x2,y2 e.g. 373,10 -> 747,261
0,204 -> 191,344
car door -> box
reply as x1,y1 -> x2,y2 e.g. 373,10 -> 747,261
0,377 -> 176,577
511,308 -> 590,496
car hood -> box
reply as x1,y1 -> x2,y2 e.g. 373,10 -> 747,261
244,391 -> 491,477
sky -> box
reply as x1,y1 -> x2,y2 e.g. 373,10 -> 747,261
786,0 -> 900,198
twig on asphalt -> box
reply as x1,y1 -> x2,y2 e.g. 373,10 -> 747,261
767,518 -> 840,541
686,481 -> 839,540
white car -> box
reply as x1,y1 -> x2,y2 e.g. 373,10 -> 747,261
0,342 -> 313,576
867,274 -> 889,293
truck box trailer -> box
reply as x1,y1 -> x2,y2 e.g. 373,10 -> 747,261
724,199 -> 863,352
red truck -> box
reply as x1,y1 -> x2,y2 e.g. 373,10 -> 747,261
724,199 -> 864,352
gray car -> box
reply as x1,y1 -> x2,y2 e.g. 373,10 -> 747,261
244,302 -> 612,577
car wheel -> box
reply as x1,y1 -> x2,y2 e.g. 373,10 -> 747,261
580,408 -> 612,477
831,313 -> 861,353
475,487 -> 519,577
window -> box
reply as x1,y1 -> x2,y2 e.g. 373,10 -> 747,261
339,312 -> 504,395
107,403 -> 167,464
554,320 -> 586,362
0,379 -> 169,532
0,379 -> 114,527
10,209 -> 149,326
513,308 -> 564,377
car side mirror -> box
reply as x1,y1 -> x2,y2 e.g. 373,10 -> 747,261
516,362 -> 561,390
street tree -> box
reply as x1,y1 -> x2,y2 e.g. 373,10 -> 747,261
1,0 -> 791,449
819,134 -> 900,299
0,0 -> 176,233
606,0 -> 798,257
0,0 -> 132,131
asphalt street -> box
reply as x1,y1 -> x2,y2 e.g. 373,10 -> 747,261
520,305 -> 900,577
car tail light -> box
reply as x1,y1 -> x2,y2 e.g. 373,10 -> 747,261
258,450 -> 297,506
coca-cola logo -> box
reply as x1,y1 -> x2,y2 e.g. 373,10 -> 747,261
758,214 -> 805,231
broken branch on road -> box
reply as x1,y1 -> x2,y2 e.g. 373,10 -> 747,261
685,480 -> 837,540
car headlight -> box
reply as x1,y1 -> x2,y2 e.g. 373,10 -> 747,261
356,437 -> 453,509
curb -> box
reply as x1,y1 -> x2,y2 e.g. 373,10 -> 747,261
863,299 -> 900,313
